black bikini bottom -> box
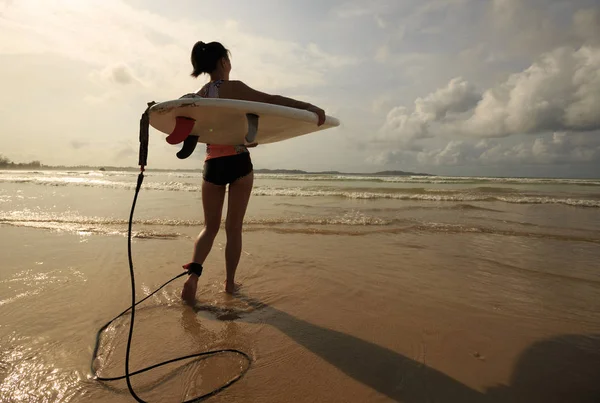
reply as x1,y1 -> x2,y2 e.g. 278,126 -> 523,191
202,152 -> 253,186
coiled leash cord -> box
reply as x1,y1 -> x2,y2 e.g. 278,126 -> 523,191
90,103 -> 251,402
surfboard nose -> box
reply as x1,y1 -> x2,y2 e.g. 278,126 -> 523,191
166,116 -> 196,145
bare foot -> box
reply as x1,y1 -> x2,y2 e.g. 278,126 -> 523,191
181,277 -> 198,305
225,281 -> 242,295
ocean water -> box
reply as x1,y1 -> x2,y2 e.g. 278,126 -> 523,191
1,169 -> 600,402
2,169 -> 599,237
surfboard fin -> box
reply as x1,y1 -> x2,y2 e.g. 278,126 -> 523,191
166,116 -> 196,145
176,135 -> 199,159
245,113 -> 259,144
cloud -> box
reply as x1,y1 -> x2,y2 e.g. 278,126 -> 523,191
486,0 -> 600,62
528,132 -> 600,164
337,0 -> 474,46
0,0 -> 359,171
489,0 -> 572,56
371,93 -> 396,115
378,77 -> 480,145
365,150 -> 412,166
367,4 -> 600,175
379,106 -> 431,146
333,0 -> 395,19
377,44 -> 600,148
90,63 -> 140,85
107,65 -> 136,85
463,46 -> 600,137
70,140 -> 90,150
414,77 -> 481,120
416,132 -> 600,166
416,140 -> 484,166
113,144 -> 136,162
411,0 -> 473,25
573,8 -> 600,45
374,15 -> 386,29
375,45 -> 390,63
0,0 -> 356,96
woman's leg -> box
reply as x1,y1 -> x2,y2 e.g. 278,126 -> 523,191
193,180 -> 227,263
224,171 -> 254,293
181,179 -> 226,304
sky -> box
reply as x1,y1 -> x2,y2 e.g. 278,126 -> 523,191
1,0 -> 599,177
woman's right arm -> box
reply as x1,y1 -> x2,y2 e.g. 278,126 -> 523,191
219,80 -> 326,125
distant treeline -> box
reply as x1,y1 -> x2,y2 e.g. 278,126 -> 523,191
0,155 -> 42,169
0,155 -> 430,176
253,168 -> 431,176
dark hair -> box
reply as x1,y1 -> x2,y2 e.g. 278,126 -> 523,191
190,41 -> 230,77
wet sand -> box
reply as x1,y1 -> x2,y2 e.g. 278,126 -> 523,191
1,225 -> 599,402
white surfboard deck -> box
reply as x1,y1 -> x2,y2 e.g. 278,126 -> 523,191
148,97 -> 340,145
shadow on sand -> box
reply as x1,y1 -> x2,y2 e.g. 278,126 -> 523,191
191,294 -> 600,403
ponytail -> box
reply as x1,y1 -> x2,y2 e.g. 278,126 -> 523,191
190,41 -> 230,77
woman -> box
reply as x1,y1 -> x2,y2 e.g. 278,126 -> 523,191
181,41 -> 326,303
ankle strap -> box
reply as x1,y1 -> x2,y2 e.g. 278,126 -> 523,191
183,262 -> 203,277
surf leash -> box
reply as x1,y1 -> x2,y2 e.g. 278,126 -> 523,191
90,102 -> 251,402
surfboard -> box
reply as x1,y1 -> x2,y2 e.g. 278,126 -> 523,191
148,97 -> 340,146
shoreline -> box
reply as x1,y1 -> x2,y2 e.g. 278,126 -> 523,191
2,167 -> 600,180
0,166 -> 431,177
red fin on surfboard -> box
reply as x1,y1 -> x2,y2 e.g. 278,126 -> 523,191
166,116 -> 196,145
